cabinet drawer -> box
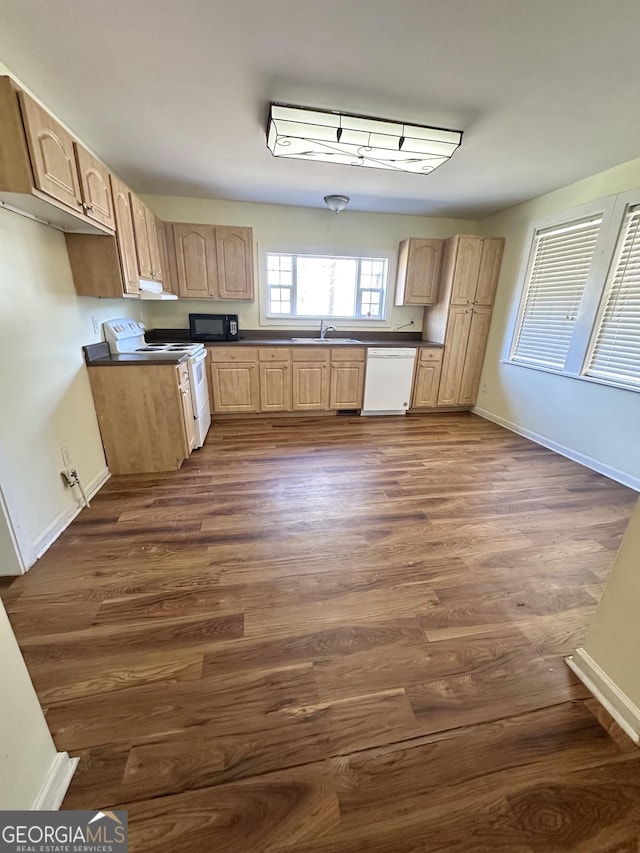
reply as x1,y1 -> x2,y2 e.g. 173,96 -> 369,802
330,347 -> 365,361
419,347 -> 443,363
258,347 -> 291,362
209,346 -> 258,362
292,348 -> 330,363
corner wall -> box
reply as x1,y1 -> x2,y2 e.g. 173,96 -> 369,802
0,206 -> 142,571
476,158 -> 640,489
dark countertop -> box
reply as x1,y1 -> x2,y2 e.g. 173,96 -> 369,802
146,329 -> 443,348
83,342 -> 189,366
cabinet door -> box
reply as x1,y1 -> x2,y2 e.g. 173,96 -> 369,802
210,362 -> 259,412
156,216 -> 175,294
474,238 -> 504,306
292,362 -> 330,410
330,362 -> 364,409
178,370 -> 197,454
412,350 -> 443,408
396,238 -> 444,305
74,144 -> 115,229
450,236 -> 483,306
109,175 -> 139,295
437,306 -> 473,405
146,208 -> 163,281
215,226 -> 254,300
18,91 -> 83,211
131,194 -> 153,278
458,307 -> 492,406
172,224 -> 217,298
259,362 -> 291,411
412,363 -> 442,408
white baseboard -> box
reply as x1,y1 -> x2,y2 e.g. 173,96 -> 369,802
472,406 -> 640,492
566,649 -> 640,745
31,752 -> 79,810
32,467 -> 110,563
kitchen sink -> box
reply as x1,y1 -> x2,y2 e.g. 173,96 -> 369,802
291,338 -> 361,344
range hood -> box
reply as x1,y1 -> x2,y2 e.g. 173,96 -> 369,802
139,279 -> 177,300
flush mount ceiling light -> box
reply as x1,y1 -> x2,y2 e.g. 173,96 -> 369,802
267,103 -> 463,175
324,194 -> 350,213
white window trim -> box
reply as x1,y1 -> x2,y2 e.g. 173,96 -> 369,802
500,192 -> 640,393
258,243 -> 397,329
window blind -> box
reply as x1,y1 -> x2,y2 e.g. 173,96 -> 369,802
511,216 -> 602,369
586,205 -> 640,388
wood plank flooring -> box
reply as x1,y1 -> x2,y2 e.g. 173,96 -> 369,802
2,412 -> 639,852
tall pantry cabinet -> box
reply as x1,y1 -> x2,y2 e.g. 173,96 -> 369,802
423,235 -> 504,408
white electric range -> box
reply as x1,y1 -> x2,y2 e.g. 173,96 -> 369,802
103,319 -> 211,448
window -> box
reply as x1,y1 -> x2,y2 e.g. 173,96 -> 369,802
266,251 -> 389,320
511,216 -> 603,370
507,191 -> 640,392
586,205 -> 640,388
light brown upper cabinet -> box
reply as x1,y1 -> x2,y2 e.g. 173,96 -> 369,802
0,77 -> 114,233
395,238 -> 444,306
216,226 -> 254,300
167,224 -> 218,298
131,195 -> 163,282
66,180 -> 165,298
19,91 -> 83,212
164,222 -> 255,300
448,236 -> 505,306
73,144 -> 115,229
109,174 -> 141,295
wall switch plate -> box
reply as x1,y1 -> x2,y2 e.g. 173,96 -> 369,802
92,316 -> 100,335
61,444 -> 72,467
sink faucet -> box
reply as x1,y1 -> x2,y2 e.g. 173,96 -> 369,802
319,318 -> 337,339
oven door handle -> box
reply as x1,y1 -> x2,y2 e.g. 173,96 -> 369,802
191,350 -> 208,366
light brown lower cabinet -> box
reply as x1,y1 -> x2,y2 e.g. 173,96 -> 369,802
292,349 -> 330,411
209,347 -> 259,413
329,349 -> 365,409
411,348 -> 443,408
88,363 -> 194,474
437,305 -> 492,406
258,348 -> 292,412
209,345 -> 367,414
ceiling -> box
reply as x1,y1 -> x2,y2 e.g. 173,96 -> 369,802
2,0 -> 640,219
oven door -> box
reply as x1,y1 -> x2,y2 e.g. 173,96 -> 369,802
187,349 -> 209,417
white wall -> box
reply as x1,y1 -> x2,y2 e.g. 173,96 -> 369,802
580,496 -> 640,709
0,599 -> 74,807
142,194 -> 477,333
476,158 -> 640,489
0,206 -> 142,571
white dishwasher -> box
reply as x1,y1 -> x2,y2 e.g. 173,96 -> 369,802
361,348 -> 417,416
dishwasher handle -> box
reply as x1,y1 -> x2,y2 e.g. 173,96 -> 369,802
366,347 -> 416,358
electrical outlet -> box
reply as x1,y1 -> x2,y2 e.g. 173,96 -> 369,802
60,470 -> 74,487
61,444 -> 72,467
481,382 -> 488,394
92,316 -> 100,335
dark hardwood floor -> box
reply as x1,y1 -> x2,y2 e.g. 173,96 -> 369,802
2,412 -> 639,852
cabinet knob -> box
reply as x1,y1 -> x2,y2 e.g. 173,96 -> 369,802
76,199 -> 84,207
85,204 -> 94,212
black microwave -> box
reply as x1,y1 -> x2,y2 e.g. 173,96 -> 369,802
189,313 -> 239,342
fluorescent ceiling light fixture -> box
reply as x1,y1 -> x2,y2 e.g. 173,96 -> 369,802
267,103 -> 463,175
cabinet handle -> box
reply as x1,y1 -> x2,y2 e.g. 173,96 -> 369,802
85,204 -> 94,212
76,199 -> 84,207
